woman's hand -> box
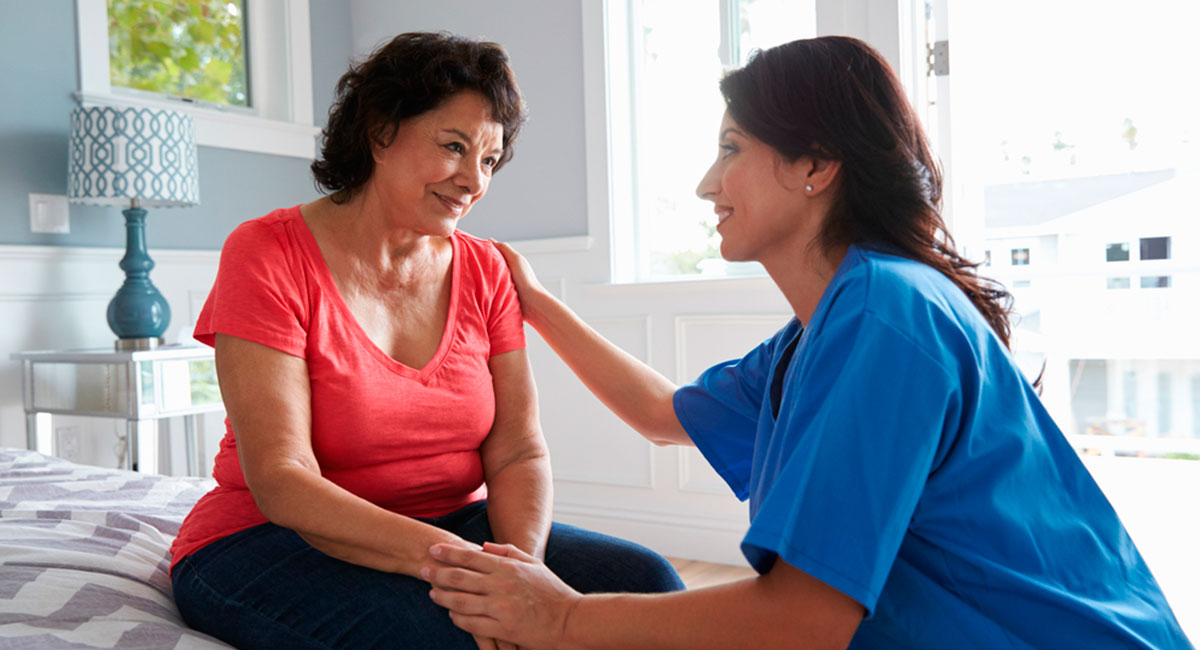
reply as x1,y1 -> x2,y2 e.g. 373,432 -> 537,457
424,541 -> 582,650
492,240 -> 550,322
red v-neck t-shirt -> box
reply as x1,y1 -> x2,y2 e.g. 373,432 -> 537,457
170,205 -> 526,570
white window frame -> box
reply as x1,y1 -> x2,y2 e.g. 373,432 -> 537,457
75,0 -> 318,159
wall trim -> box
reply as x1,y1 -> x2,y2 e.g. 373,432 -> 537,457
0,292 -> 110,303
0,244 -> 221,265
508,236 -> 594,255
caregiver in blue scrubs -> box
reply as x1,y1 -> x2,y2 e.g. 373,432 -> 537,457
423,36 -> 1191,650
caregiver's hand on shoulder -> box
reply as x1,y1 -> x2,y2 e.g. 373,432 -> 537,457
425,541 -> 581,650
491,241 -> 551,318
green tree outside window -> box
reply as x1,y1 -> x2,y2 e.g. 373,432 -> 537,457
108,0 -> 249,107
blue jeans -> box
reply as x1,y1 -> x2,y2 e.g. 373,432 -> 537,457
172,501 -> 684,649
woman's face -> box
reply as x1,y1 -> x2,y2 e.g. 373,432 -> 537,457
695,111 -> 813,264
370,91 -> 504,237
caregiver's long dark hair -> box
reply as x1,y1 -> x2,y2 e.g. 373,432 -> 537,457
720,36 -> 1014,348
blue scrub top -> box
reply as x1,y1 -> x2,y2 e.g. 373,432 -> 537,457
674,244 -> 1190,649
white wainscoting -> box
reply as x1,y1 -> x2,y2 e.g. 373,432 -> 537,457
0,244 -> 225,474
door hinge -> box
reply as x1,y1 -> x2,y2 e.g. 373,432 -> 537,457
928,40 -> 950,76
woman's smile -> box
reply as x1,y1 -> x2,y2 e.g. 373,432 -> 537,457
714,205 -> 734,227
433,191 -> 468,215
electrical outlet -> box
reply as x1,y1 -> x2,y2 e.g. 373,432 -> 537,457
55,426 -> 82,461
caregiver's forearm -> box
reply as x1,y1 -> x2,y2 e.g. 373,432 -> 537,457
484,455 -> 553,559
558,562 -> 861,650
521,291 -> 690,447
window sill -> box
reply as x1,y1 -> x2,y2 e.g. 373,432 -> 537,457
75,91 -> 320,160
585,272 -> 777,296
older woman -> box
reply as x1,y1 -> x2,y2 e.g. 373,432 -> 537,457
169,32 -> 682,650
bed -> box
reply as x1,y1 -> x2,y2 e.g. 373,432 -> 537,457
0,448 -> 233,649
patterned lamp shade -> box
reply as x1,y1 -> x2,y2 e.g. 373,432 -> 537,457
68,106 -> 199,208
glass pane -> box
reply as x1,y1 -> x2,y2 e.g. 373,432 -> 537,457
950,0 -> 1200,460
1105,243 -> 1130,262
633,0 -> 814,279
139,360 -> 155,406
736,0 -> 818,65
108,0 -> 250,107
189,358 -> 221,406
1139,236 -> 1170,260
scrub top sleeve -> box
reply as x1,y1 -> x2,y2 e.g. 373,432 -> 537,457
742,313 -> 959,615
674,330 -> 785,499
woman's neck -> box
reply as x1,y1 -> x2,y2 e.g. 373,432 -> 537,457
304,195 -> 442,275
760,241 -> 848,325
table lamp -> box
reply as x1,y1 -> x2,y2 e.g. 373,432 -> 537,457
67,106 -> 199,350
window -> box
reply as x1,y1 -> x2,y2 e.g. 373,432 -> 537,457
1139,236 -> 1170,260
930,0 -> 1198,463
1106,243 -> 1130,262
108,0 -> 249,108
1193,376 -> 1200,437
1157,372 -> 1172,434
75,0 -> 317,158
614,0 -> 817,280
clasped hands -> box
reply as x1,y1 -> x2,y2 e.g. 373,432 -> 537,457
423,541 -> 582,650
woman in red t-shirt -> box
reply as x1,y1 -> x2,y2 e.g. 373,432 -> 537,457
170,32 -> 682,650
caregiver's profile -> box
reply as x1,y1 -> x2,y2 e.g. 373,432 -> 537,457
169,31 -> 682,650
423,35 -> 1192,650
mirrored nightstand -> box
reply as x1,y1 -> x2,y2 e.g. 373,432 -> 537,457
11,345 -> 224,475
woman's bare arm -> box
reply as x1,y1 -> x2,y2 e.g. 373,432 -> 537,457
214,333 -> 474,577
494,242 -> 690,446
478,348 -> 552,558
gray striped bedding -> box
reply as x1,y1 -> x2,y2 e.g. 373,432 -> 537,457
0,448 -> 233,649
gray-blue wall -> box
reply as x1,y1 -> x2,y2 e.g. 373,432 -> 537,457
350,0 -> 590,241
0,0 -> 586,250
0,0 -> 352,250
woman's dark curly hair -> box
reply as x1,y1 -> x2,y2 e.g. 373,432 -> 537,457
311,32 -> 526,203
720,36 -> 1015,350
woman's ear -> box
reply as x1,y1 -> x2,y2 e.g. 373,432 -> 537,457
779,155 -> 840,195
800,156 -> 841,195
368,122 -> 396,165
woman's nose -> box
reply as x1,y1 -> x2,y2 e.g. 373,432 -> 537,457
695,161 -> 719,200
457,160 -> 487,195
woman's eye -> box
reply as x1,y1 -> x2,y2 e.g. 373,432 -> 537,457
719,144 -> 737,159
445,142 -> 465,154
483,156 -> 498,169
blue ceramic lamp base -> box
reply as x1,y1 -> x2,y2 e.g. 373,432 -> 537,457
108,202 -> 170,350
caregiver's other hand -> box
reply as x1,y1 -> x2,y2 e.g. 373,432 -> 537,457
426,541 -> 581,650
472,634 -> 522,650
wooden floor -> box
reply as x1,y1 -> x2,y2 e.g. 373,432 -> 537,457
667,557 -> 757,589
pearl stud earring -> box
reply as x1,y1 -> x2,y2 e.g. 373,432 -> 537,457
805,185 -> 814,192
